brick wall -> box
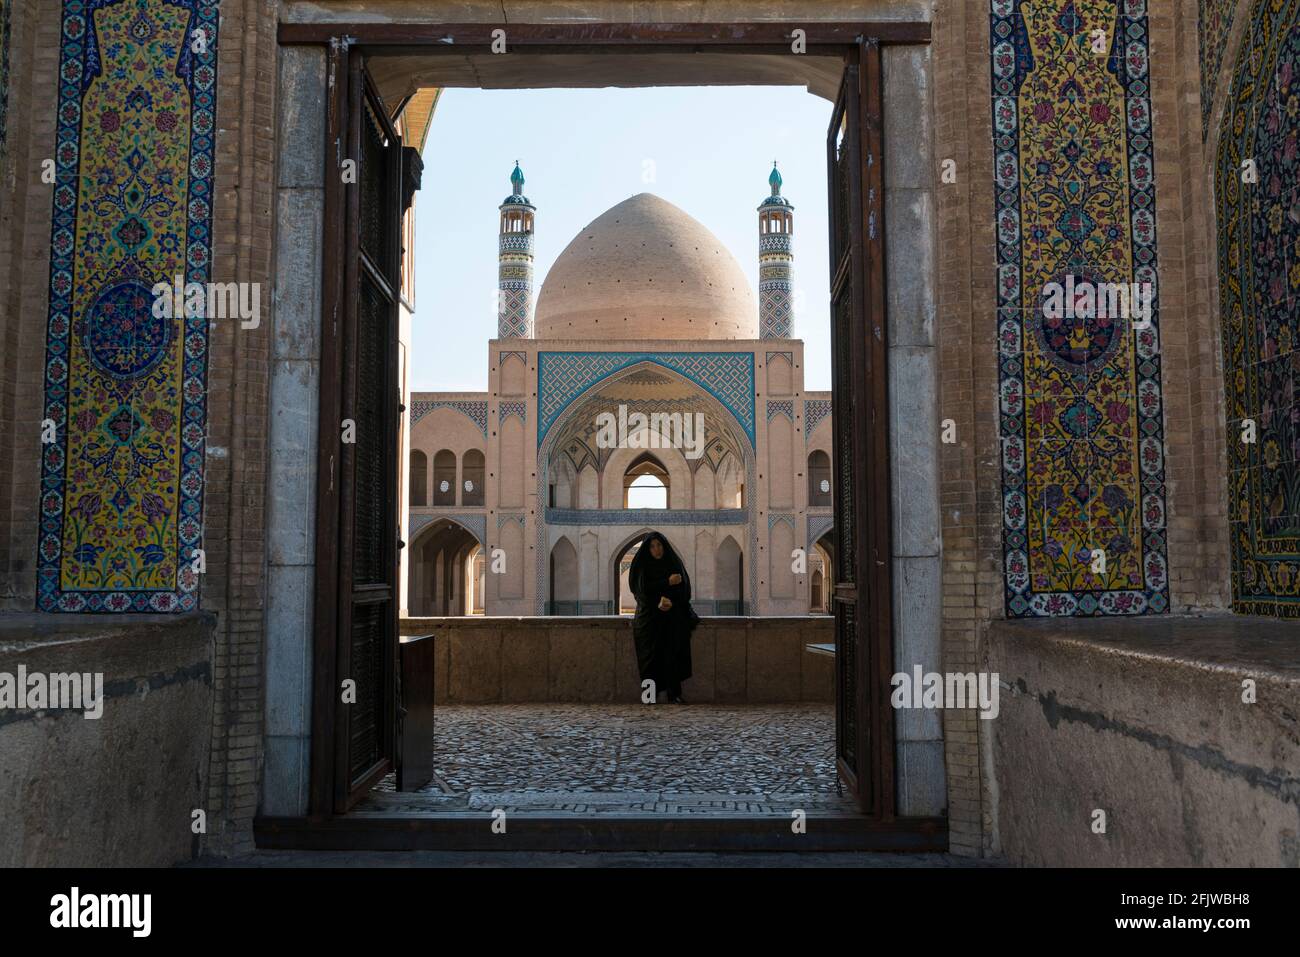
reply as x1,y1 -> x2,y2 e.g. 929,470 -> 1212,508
202,0 -> 277,857
0,0 -> 60,611
932,0 -> 995,857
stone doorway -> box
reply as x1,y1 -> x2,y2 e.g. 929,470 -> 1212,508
264,15 -> 945,846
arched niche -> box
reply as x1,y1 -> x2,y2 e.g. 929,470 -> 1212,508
433,449 -> 457,506
409,449 -> 428,507
808,448 -> 832,506
549,535 -> 579,612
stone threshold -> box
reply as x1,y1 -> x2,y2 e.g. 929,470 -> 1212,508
254,813 -> 949,853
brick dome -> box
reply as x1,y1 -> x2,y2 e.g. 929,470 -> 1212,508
534,193 -> 758,340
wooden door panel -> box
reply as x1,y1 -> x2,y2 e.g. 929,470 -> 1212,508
313,46 -> 403,814
826,40 -> 895,816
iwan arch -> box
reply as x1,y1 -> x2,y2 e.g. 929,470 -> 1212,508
0,0 -> 1297,867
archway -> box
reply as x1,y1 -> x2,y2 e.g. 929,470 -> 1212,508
624,452 -> 670,509
812,530 -> 835,613
408,517 -> 481,616
287,21 -> 927,825
537,358 -> 760,612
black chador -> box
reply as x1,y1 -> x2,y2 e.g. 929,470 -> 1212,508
627,532 -> 699,704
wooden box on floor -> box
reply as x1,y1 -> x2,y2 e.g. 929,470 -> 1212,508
397,633 -> 436,791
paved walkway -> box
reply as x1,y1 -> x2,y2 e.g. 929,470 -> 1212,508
360,703 -> 858,816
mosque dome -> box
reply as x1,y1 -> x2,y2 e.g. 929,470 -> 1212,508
534,193 -> 758,340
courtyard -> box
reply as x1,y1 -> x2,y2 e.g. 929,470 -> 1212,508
360,703 -> 857,817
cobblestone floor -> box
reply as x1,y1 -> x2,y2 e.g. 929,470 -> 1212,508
359,703 -> 859,816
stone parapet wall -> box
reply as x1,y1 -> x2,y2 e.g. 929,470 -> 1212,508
0,614 -> 216,867
985,616 -> 1300,867
399,616 -> 834,704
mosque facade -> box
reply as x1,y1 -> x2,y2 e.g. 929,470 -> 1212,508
406,167 -> 834,617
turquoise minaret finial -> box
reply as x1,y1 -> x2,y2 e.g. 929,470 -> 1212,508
498,161 -> 536,338
758,163 -> 794,339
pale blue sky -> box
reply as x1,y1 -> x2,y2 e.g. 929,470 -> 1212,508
409,85 -> 833,392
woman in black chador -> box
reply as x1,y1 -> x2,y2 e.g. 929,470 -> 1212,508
627,531 -> 699,704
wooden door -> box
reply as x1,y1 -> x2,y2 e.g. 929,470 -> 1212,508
311,45 -> 403,814
826,40 -> 895,816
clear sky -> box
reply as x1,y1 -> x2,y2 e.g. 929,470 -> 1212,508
408,85 -> 833,393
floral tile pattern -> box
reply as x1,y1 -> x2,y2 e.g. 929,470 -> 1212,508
991,0 -> 1169,616
0,0 -> 10,154
38,0 -> 218,611
1216,0 -> 1300,617
1200,0 -> 1239,133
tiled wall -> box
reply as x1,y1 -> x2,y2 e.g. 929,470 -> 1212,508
0,0 -> 10,154
37,1 -> 219,611
991,0 -> 1169,616
1216,0 -> 1300,617
1199,0 -> 1239,132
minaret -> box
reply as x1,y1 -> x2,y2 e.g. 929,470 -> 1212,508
498,162 -> 536,338
757,162 -> 794,339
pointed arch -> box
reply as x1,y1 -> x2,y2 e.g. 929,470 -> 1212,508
534,359 -> 757,615
808,448 -> 832,506
715,534 -> 743,613
462,448 -> 485,506
549,535 -> 579,612
407,517 -> 482,616
432,449 -> 457,505
500,352 -> 527,395
409,449 -> 428,506
537,354 -> 755,449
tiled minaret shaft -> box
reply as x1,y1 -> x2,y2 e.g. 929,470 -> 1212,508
498,162 -> 536,338
757,163 -> 794,339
